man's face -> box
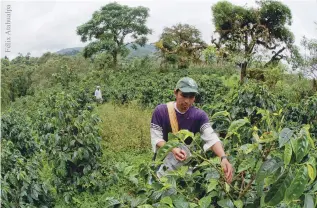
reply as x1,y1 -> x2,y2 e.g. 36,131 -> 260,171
174,90 -> 196,112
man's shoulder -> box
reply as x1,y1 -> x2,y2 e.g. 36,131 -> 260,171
154,103 -> 168,112
191,106 -> 208,117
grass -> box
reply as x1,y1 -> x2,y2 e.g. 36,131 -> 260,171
96,101 -> 153,157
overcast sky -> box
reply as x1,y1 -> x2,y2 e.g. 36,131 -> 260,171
1,0 -> 317,59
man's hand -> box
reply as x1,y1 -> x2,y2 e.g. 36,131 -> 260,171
221,158 -> 233,183
172,148 -> 186,161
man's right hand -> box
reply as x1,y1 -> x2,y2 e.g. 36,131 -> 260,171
172,148 -> 186,161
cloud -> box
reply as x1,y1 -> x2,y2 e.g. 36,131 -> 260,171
1,0 -> 316,59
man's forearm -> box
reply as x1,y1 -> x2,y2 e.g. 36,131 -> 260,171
156,141 -> 166,149
211,141 -> 226,157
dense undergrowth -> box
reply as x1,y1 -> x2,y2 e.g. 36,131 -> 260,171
1,54 -> 317,207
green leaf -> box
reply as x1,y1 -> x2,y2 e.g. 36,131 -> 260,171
211,111 -> 230,122
300,125 -> 315,149
293,137 -> 309,163
304,194 -> 314,208
238,157 -> 256,173
131,196 -> 148,208
64,193 -> 70,204
239,143 -> 258,154
217,198 -> 234,208
124,166 -> 133,175
172,195 -> 189,208
207,179 -> 218,193
225,183 -> 230,193
307,157 -> 317,184
151,191 -> 162,201
226,118 -> 249,138
307,164 -> 316,183
283,142 -> 292,166
198,196 -> 211,208
31,189 -> 39,200
138,205 -> 153,208
175,130 -> 194,143
256,158 -> 283,194
279,128 -> 293,148
189,203 -> 198,208
258,132 -> 276,143
157,140 -> 179,161
177,166 -> 189,177
161,196 -> 173,207
285,166 -> 309,202
233,200 -> 243,208
104,198 -> 120,207
129,176 -> 138,185
264,170 -> 293,206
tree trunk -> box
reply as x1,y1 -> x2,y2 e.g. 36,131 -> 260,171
313,78 -> 317,91
240,62 -> 248,83
112,51 -> 118,68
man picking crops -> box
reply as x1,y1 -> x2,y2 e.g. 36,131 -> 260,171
150,77 -> 233,183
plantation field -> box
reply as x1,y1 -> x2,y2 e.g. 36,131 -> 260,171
1,0 -> 317,207
2,58 -> 317,207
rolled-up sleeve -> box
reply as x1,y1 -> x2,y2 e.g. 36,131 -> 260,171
150,106 -> 165,153
150,124 -> 164,153
200,123 -> 221,152
199,111 -> 220,152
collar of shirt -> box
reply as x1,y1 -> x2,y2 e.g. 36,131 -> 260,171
173,101 -> 188,115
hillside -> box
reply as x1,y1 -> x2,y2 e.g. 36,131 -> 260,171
55,44 -> 157,57
55,47 -> 83,56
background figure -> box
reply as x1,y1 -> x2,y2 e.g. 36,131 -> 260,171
94,86 -> 103,103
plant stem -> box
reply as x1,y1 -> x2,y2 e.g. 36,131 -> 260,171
238,174 -> 256,198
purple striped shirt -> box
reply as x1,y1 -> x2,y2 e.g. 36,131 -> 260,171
151,103 -> 210,142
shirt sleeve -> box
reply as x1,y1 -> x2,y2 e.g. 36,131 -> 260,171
150,106 -> 165,153
199,111 -> 221,152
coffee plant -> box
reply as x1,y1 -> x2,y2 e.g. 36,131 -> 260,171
1,88 -> 104,207
101,109 -> 317,207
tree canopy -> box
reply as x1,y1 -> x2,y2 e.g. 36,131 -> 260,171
156,23 -> 206,69
211,0 -> 295,82
77,2 -> 152,67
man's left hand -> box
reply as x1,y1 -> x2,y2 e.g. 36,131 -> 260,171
220,158 -> 233,184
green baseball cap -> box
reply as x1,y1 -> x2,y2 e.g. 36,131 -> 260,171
175,77 -> 198,94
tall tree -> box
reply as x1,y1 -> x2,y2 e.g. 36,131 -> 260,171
156,23 -> 206,69
77,2 -> 152,67
211,0 -> 295,82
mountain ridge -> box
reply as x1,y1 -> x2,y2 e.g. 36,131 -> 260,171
55,44 -> 157,57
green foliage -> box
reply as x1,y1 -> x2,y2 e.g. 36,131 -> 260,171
284,93 -> 317,137
1,86 -> 104,207
1,57 -> 34,107
96,102 -> 152,153
1,112 -> 55,207
103,65 -> 231,109
224,81 -> 280,124
1,141 -> 55,207
41,93 -> 103,191
52,65 -> 78,87
202,45 -> 217,64
2,1 -> 317,207
211,0 -> 295,81
100,118 -> 316,207
77,2 -> 152,66
156,23 -> 206,68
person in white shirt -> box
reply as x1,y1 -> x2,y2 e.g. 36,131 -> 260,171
94,86 -> 103,103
